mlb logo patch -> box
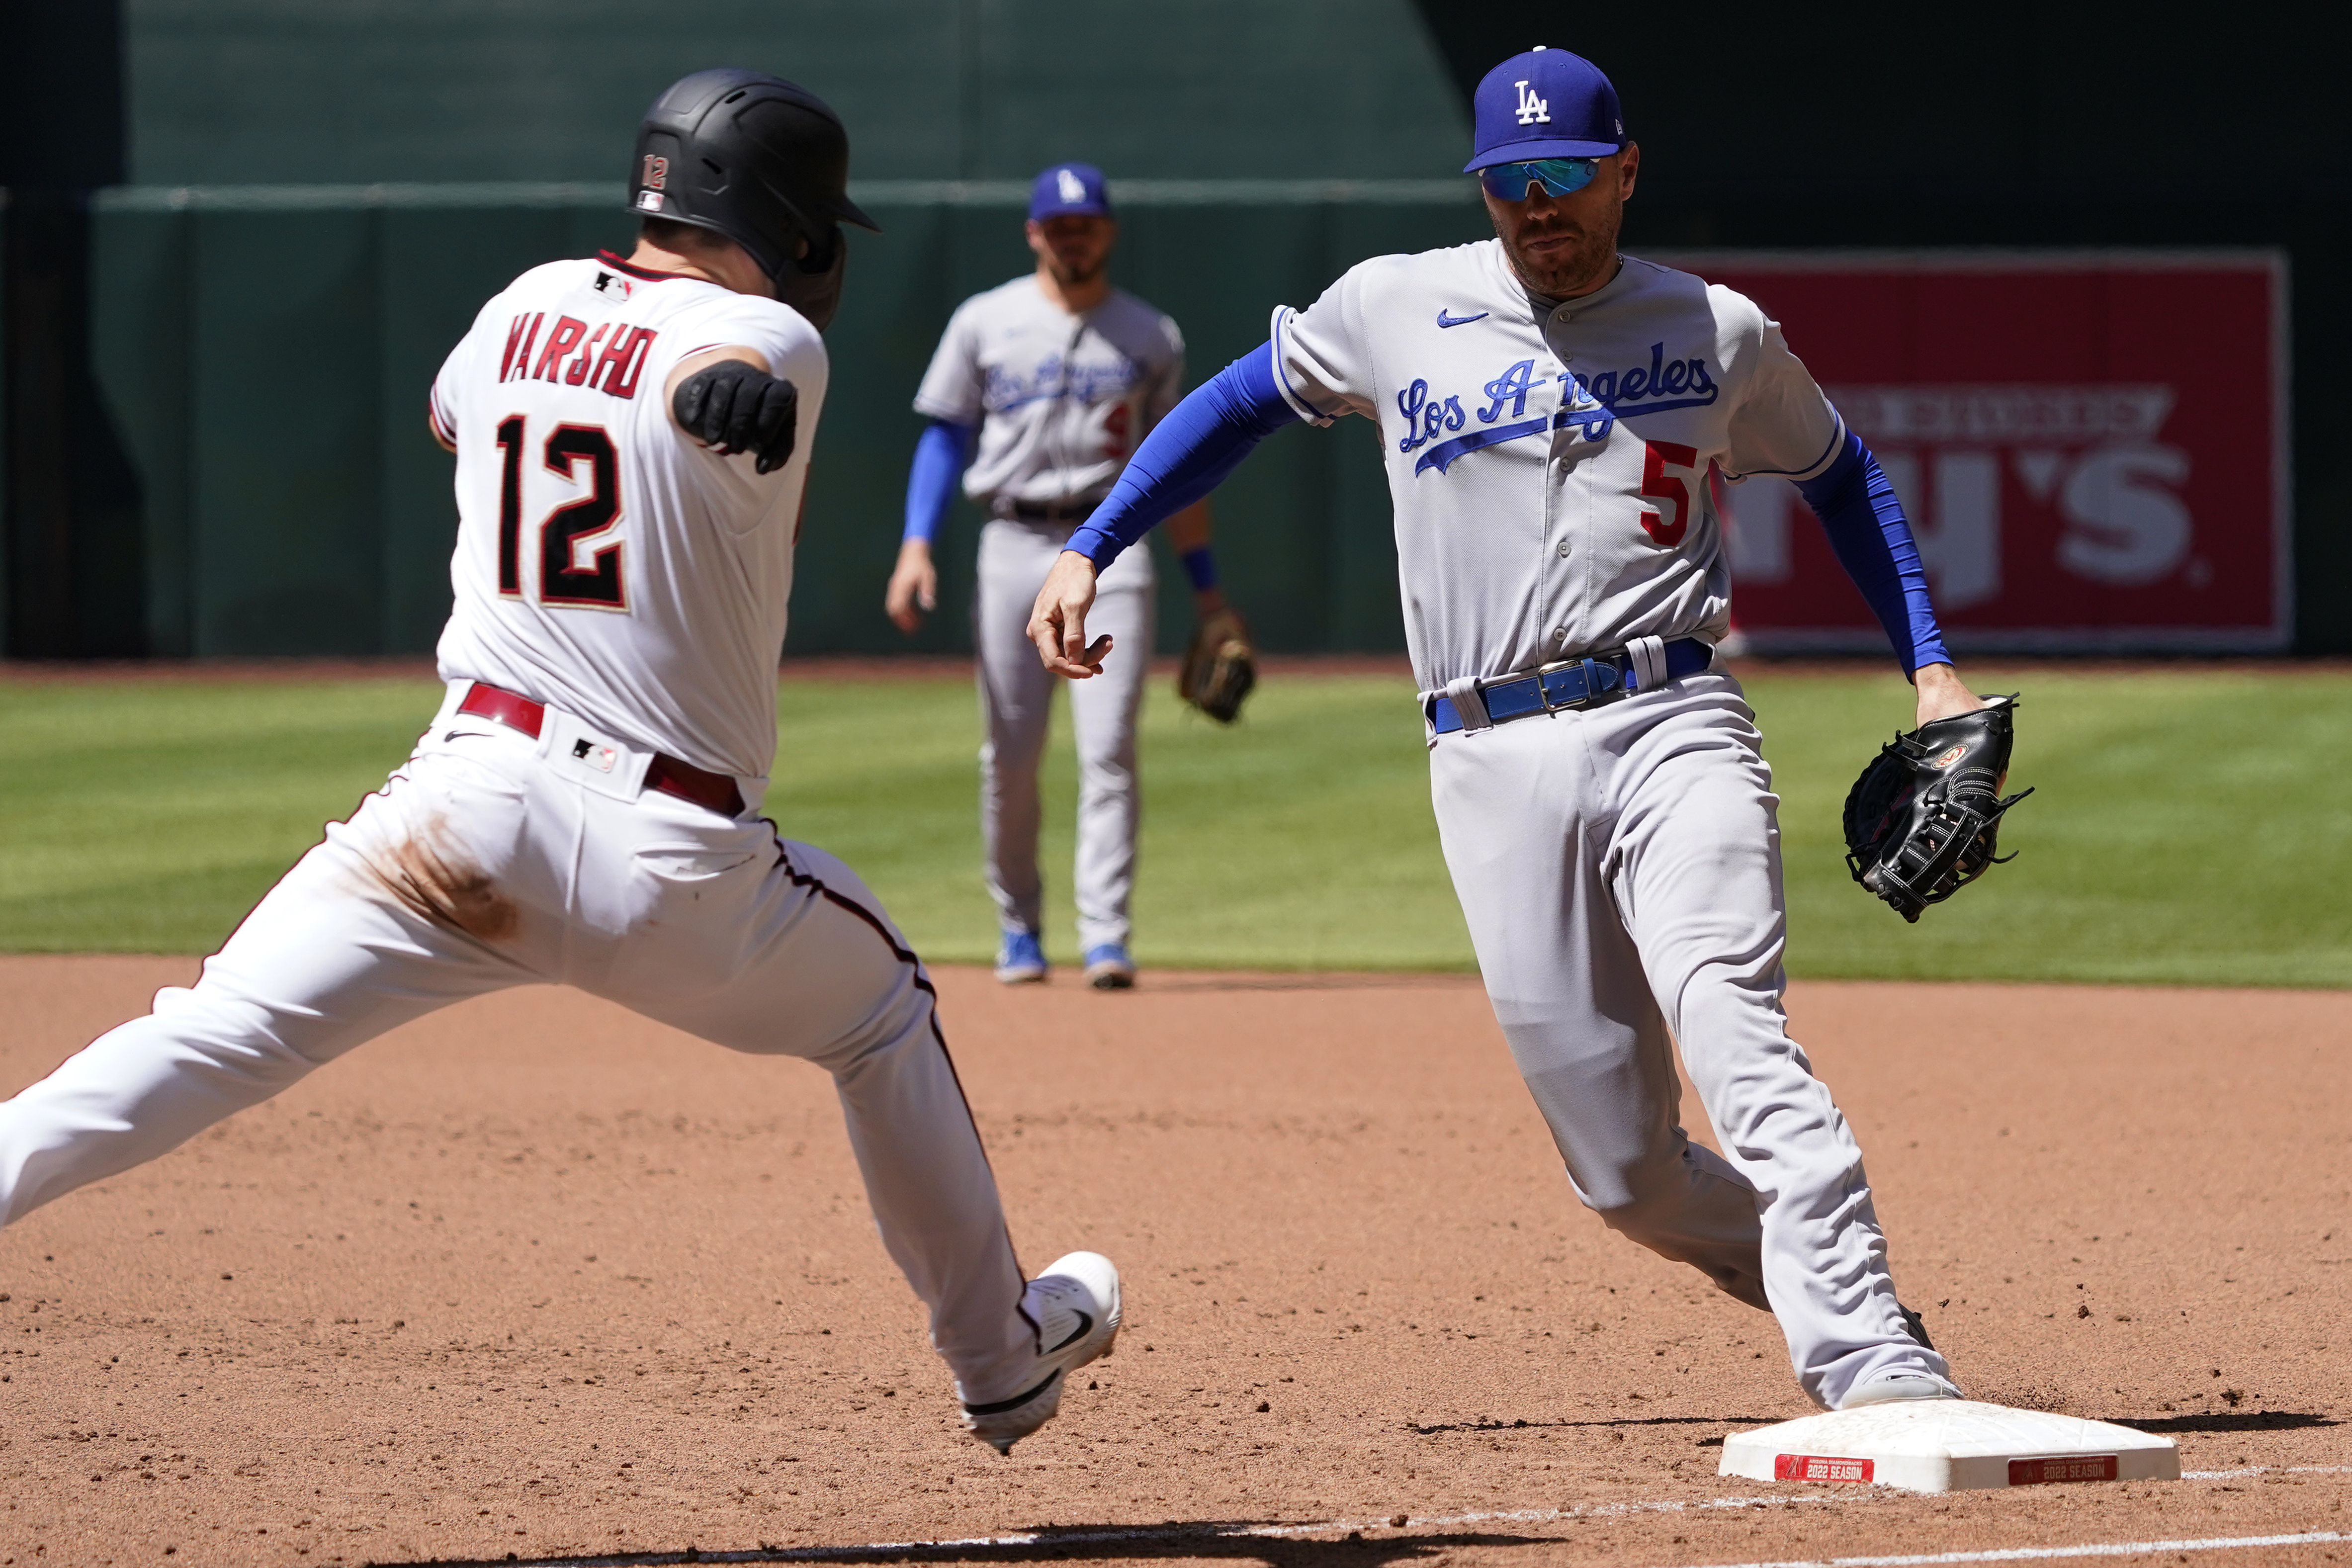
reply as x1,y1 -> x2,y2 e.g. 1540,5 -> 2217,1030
571,738 -> 618,773
635,189 -> 664,213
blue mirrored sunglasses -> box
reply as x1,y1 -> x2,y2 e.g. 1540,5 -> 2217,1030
1478,158 -> 1600,201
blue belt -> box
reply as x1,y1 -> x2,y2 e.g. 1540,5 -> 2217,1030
1428,637 -> 1715,736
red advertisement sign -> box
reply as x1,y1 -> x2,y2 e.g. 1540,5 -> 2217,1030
1660,252 -> 2290,651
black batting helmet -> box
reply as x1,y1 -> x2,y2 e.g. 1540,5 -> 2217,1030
627,70 -> 879,324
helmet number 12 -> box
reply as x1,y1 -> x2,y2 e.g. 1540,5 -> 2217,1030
494,415 -> 629,610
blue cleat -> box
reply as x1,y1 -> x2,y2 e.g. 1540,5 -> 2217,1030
1082,943 -> 1135,991
994,930 -> 1047,985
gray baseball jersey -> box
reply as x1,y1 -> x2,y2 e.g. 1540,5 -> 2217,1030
1270,242 -> 1844,691
1254,237 -> 1951,1408
916,277 -> 1186,506
914,274 -> 1181,961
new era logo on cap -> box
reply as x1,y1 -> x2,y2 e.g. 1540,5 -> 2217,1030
1464,46 -> 1626,173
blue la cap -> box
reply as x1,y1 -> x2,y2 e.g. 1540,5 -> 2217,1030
1029,162 -> 1111,222
1462,47 -> 1625,172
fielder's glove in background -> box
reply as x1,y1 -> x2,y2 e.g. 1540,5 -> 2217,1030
673,362 -> 799,474
1178,608 -> 1257,724
1842,694 -> 2031,923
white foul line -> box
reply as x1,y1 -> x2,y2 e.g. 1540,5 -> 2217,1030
1663,1530 -> 2350,1568
500,1467 -> 2352,1567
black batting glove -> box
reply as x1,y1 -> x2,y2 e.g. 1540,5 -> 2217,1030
673,361 -> 799,474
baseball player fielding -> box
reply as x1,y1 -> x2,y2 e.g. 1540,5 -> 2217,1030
0,69 -> 1116,1456
888,162 -> 1241,991
1031,44 -> 1996,1412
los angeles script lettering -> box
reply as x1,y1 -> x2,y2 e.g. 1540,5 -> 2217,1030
1396,343 -> 1718,458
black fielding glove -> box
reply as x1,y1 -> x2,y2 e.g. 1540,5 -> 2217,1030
1842,694 -> 2032,923
673,362 -> 799,474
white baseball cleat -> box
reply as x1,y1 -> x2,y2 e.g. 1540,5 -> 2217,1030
960,1250 -> 1121,1455
1842,1371 -> 1964,1408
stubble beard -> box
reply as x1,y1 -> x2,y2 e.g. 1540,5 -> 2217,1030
1502,203 -> 1621,300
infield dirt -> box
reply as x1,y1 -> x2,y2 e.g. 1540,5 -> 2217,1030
0,958 -> 2345,1567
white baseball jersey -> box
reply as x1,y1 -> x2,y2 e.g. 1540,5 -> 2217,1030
430,252 -> 826,781
1271,241 -> 1844,691
914,277 -> 1185,506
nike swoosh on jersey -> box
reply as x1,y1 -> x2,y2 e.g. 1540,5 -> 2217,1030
1436,309 -> 1489,329
1045,1309 -> 1094,1353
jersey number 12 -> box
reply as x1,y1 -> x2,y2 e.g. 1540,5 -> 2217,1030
494,415 -> 627,609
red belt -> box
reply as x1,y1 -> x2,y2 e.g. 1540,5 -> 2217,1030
456,683 -> 745,818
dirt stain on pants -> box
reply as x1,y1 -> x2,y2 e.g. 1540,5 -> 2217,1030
362,815 -> 521,944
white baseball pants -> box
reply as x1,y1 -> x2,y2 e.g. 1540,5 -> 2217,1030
0,685 -> 1049,1405
973,517 -> 1155,954
1428,672 -> 1954,1409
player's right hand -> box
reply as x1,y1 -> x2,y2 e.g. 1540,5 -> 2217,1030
1030,550 -> 1111,678
672,360 -> 799,474
885,539 -> 939,633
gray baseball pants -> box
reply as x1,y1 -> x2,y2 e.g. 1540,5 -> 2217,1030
974,517 -> 1155,955
1428,671 -> 1954,1409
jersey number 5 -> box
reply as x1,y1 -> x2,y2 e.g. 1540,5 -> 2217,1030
495,415 -> 627,609
1638,440 -> 1700,547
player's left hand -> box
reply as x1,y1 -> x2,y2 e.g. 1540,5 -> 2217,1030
1913,661 -> 1987,728
1030,550 -> 1111,677
673,361 -> 800,474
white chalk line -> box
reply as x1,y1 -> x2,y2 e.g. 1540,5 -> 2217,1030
498,1464 -> 2352,1566
1667,1530 -> 2350,1568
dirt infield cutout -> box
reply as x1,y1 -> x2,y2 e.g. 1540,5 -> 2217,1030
0,958 -> 2345,1566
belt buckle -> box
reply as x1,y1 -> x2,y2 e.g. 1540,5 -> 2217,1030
1533,654 -> 1623,714
1530,657 -> 1587,713
1530,664 -> 1572,714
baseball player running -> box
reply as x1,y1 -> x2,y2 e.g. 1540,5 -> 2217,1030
0,70 -> 1115,1455
1030,47 -> 1977,1410
887,163 -> 1235,990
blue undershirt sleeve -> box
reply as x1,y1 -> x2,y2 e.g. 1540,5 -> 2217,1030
901,418 -> 975,545
1791,431 -> 1952,675
1061,342 -> 1304,570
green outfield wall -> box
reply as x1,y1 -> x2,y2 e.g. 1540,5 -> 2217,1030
10,0 -> 2348,658
16,0 -> 1478,658
85,181 -> 1490,658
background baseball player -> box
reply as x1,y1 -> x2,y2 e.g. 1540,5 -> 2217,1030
1030,47 -> 1982,1411
886,164 -> 1237,990
0,70 -> 1115,1455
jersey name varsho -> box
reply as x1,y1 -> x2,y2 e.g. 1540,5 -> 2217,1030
497,313 -> 660,399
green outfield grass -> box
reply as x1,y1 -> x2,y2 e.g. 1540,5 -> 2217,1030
1,666 -> 2346,986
